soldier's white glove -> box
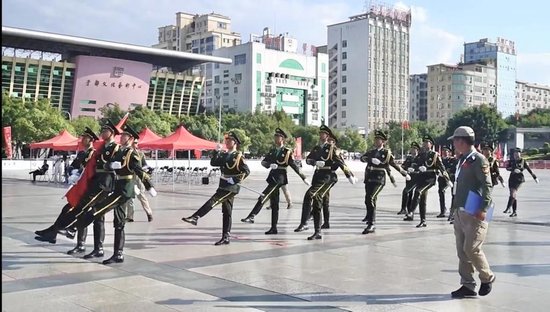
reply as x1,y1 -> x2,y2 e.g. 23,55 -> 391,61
535,178 -> 540,184
407,168 -> 415,173
303,178 -> 311,186
134,185 -> 141,195
110,161 -> 122,169
405,174 -> 411,181
270,163 -> 279,170
148,187 -> 157,197
315,160 -> 325,168
371,158 -> 381,165
216,143 -> 222,151
418,166 -> 427,172
347,176 -> 357,184
514,169 -> 521,173
225,177 -> 235,185
447,181 -> 454,188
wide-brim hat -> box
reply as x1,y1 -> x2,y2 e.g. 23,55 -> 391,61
447,126 -> 475,140
225,131 -> 241,145
82,127 -> 99,141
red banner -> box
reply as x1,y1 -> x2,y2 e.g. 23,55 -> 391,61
294,137 -> 302,160
3,126 -> 13,159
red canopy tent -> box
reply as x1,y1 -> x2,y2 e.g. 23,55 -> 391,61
29,130 -> 78,150
140,125 -> 217,151
137,127 -> 162,145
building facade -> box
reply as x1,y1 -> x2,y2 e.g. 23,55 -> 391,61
409,73 -> 427,121
210,40 -> 328,126
464,38 -> 516,118
327,4 -> 411,135
426,62 -> 496,127
148,70 -> 204,116
515,81 -> 550,114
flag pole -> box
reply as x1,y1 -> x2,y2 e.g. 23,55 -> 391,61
401,120 -> 404,162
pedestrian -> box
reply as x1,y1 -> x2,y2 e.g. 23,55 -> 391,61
241,128 -> 309,234
360,130 -> 409,234
448,126 -> 495,298
182,131 -> 250,245
124,139 -> 154,222
29,159 -> 49,182
504,148 -> 539,217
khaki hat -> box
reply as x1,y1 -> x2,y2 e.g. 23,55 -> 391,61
448,126 -> 475,140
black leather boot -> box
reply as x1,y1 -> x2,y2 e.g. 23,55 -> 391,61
265,228 -> 278,235
307,231 -> 322,240
241,215 -> 255,223
67,227 -> 87,255
214,233 -> 230,245
362,223 -> 376,234
294,224 -> 308,232
34,229 -> 57,244
416,220 -> 427,228
182,215 -> 198,225
103,228 -> 124,264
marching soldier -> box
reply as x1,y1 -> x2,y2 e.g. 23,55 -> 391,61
360,130 -> 409,234
319,135 -> 342,229
182,131 -> 250,245
70,124 -> 156,264
481,143 -> 505,188
66,128 -> 100,256
404,135 -> 451,228
241,128 -> 309,234
294,125 -> 356,240
437,146 -> 458,218
504,148 -> 539,217
34,120 -> 120,254
398,142 -> 420,215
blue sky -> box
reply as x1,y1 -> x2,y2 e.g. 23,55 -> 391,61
2,0 -> 549,85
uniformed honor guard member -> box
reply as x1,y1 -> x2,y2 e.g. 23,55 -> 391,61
319,134 -> 346,229
241,128 -> 309,234
504,148 -> 539,217
71,124 -> 156,264
481,143 -> 505,188
448,126 -> 495,298
437,146 -> 458,218
182,131 -> 250,245
398,142 -> 420,215
66,127 -> 100,256
360,130 -> 409,234
404,135 -> 452,228
34,120 -> 120,255
295,125 -> 356,240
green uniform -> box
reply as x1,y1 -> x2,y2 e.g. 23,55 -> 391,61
400,153 -> 419,214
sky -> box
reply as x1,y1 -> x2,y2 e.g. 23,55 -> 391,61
2,0 -> 549,85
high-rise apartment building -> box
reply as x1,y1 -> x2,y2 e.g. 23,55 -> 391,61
409,73 -> 427,121
427,62 -> 496,127
515,81 -> 550,114
327,4 -> 411,135
464,38 -> 516,118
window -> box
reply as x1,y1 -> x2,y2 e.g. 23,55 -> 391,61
342,52 -> 347,59
342,75 -> 347,83
342,40 -> 347,48
218,22 -> 227,29
80,108 -> 96,112
79,100 -> 97,105
256,53 -> 262,64
234,54 -> 246,65
234,73 -> 242,81
341,111 -> 346,118
342,87 -> 347,95
342,99 -> 347,107
342,64 -> 347,71
234,87 -> 238,93
214,76 -> 220,84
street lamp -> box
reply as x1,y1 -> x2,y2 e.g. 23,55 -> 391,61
61,111 -> 72,120
215,94 -> 222,142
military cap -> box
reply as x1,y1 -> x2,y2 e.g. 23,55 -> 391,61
480,142 -> 494,152
319,125 -> 334,139
225,131 -> 241,145
121,124 -> 139,140
410,142 -> 420,149
514,147 -> 522,153
82,127 -> 99,141
442,145 -> 452,151
374,130 -> 388,141
447,126 -> 475,140
101,119 -> 121,135
422,135 -> 435,144
274,127 -> 288,138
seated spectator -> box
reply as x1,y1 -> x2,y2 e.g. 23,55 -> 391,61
29,159 -> 49,182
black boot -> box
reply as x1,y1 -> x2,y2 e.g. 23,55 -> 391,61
83,248 -> 104,259
103,228 -> 124,264
182,215 -> 198,225
307,231 -> 322,240
35,225 -> 54,237
67,245 -> 86,255
362,223 -> 375,234
214,233 -> 230,245
503,197 -> 513,213
451,286 -> 477,298
294,224 -> 309,232
362,215 -> 368,222
416,220 -> 427,228
436,211 -> 447,218
265,208 -> 278,234
397,209 -> 407,215
241,215 -> 255,223
321,223 -> 330,229
34,229 -> 57,244
265,228 -> 278,235
83,221 -> 105,259
403,213 -> 414,221
67,227 -> 87,255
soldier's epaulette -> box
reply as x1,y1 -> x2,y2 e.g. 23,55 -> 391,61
467,155 -> 477,163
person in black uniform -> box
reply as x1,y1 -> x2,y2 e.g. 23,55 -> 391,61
66,128 -> 100,256
71,124 -> 155,264
34,120 -> 120,251
182,131 -> 250,245
241,128 -> 309,234
398,142 -> 420,215
404,135 -> 451,228
436,146 -> 457,218
320,134 -> 343,229
29,159 -> 49,182
294,125 -> 356,238
504,148 -> 539,217
360,130 -> 409,234
481,143 -> 505,188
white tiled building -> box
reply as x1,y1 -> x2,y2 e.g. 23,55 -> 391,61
515,81 -> 550,114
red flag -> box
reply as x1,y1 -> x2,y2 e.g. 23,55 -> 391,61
64,142 -> 104,207
495,144 -> 502,160
3,126 -> 13,159
115,112 -> 130,133
294,137 -> 302,160
401,120 -> 410,130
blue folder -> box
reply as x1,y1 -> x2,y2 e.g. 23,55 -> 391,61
464,191 -> 494,222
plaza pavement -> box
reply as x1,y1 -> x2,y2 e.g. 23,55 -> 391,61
2,163 -> 550,311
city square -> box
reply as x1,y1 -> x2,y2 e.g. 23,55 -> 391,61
3,166 -> 549,311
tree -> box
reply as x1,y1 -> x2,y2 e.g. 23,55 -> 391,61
506,108 -> 550,128
292,126 -> 320,154
336,128 -> 367,153
98,103 -> 126,125
70,116 -> 100,136
127,106 -> 173,136
445,105 -> 508,145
